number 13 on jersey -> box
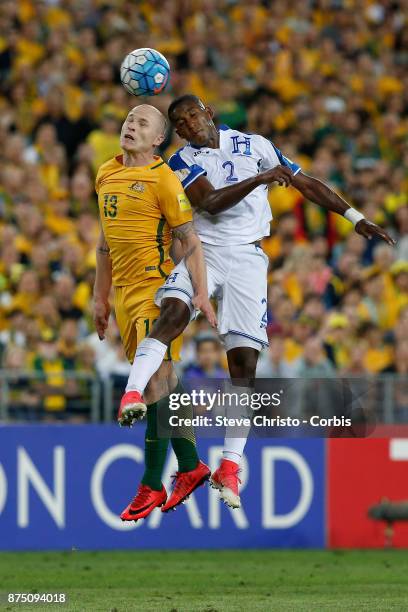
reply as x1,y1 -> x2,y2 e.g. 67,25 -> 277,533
103,194 -> 118,218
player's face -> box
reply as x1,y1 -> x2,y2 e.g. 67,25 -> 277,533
120,109 -> 164,154
170,102 -> 214,146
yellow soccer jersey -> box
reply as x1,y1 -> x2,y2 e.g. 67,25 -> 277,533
95,155 -> 192,286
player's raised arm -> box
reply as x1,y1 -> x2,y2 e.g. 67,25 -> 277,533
171,221 -> 217,327
290,171 -> 396,245
93,226 -> 112,340
182,166 -> 293,216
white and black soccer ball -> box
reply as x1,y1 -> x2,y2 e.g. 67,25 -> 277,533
120,48 -> 170,97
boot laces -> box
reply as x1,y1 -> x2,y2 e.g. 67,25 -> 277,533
172,471 -> 194,496
132,484 -> 152,506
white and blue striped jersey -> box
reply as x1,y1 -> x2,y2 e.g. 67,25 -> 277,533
168,125 -> 301,246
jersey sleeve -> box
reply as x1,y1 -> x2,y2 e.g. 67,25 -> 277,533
158,167 -> 193,228
168,149 -> 207,190
95,167 -> 102,194
259,136 -> 301,175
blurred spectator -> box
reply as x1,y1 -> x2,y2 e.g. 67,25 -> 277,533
390,261 -> 408,316
179,313 -> 214,366
298,337 -> 335,378
53,274 -> 84,321
0,309 -> 27,355
2,344 -> 40,420
86,322 -> 130,381
87,113 -> 120,172
183,333 -> 227,380
10,270 -> 40,316
340,344 -> 370,377
382,341 -> 408,377
357,267 -> 392,331
32,329 -> 77,418
58,318 -> 80,367
322,313 -> 352,369
256,334 -> 301,378
357,321 -> 393,374
381,341 -> 408,422
395,207 -> 408,261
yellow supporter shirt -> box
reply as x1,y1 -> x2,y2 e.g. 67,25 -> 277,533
363,346 -> 394,374
284,338 -> 304,363
88,130 -> 120,172
96,155 -> 192,287
45,214 -> 76,237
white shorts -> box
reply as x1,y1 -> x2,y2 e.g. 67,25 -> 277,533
155,242 -> 269,352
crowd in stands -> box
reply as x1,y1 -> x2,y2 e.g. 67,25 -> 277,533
0,0 -> 407,420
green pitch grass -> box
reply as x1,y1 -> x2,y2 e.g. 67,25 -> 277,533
1,550 -> 408,611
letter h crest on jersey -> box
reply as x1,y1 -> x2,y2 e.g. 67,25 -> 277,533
230,135 -> 251,156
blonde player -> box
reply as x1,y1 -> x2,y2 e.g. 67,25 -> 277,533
93,105 -> 215,520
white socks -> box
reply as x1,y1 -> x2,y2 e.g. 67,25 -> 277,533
126,338 -> 168,394
223,385 -> 252,465
223,444 -> 247,464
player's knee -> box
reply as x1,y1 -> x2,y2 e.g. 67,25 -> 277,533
150,298 -> 189,341
227,347 -> 259,380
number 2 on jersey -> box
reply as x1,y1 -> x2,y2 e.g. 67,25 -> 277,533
103,194 -> 118,218
260,298 -> 267,329
222,161 -> 238,183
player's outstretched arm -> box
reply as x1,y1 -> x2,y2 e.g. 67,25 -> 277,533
93,227 -> 112,340
172,221 -> 217,327
185,165 -> 293,215
291,171 -> 396,245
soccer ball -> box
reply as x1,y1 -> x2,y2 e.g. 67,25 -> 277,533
120,48 -> 170,97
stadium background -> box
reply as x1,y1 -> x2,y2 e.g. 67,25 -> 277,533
1,0 -> 408,579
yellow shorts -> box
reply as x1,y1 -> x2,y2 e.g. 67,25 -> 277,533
114,279 -> 182,364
